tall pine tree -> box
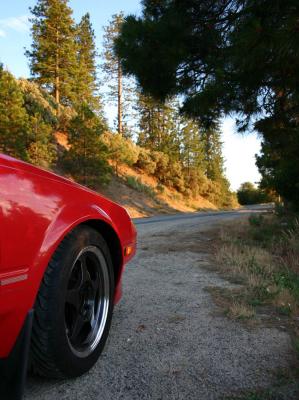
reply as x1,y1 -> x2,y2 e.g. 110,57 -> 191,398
180,118 -> 206,177
19,79 -> 57,168
63,104 -> 110,187
0,66 -> 30,160
73,13 -> 99,109
137,94 -> 180,160
202,127 -> 225,182
102,13 -> 135,136
26,0 -> 76,106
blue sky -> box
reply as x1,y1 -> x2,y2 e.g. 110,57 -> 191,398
0,0 -> 261,190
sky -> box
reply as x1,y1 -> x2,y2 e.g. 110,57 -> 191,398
0,0 -> 261,191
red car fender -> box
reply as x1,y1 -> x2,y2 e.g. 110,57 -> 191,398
0,159 -> 136,359
29,206 -> 124,307
0,210 -> 121,359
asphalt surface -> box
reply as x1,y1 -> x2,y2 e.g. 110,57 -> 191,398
24,205 -> 294,400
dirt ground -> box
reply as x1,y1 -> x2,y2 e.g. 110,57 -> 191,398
24,208 -> 296,400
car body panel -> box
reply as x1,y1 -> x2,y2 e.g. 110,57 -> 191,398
0,154 -> 136,358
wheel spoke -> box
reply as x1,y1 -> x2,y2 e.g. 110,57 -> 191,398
70,314 -> 85,343
66,288 -> 80,310
80,255 -> 91,286
90,274 -> 100,298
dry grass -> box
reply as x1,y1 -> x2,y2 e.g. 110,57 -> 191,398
216,242 -> 274,283
210,213 -> 299,365
215,215 -> 299,400
228,302 -> 255,319
274,288 -> 296,312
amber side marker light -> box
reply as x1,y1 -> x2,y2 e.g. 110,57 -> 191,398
124,246 -> 133,256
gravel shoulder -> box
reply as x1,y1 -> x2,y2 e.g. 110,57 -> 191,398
25,208 -> 294,400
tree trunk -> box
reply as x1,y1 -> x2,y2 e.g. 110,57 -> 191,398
117,58 -> 123,135
55,74 -> 60,105
55,29 -> 60,111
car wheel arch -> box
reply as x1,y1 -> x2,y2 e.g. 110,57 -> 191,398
30,216 -> 123,314
82,219 -> 123,287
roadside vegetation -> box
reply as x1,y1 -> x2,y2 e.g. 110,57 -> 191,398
211,210 -> 299,354
237,182 -> 275,206
0,0 -> 237,211
116,0 -> 299,212
125,176 -> 156,198
209,208 -> 299,398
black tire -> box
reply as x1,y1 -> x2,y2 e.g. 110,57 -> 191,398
30,225 -> 115,379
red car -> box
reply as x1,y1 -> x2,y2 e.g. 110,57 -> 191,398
0,154 -> 136,399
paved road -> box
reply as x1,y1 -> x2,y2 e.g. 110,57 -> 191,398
133,204 -> 272,225
25,205 -> 294,400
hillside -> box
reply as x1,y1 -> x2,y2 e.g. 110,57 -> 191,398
100,163 -> 217,218
54,132 -> 228,218
56,132 -> 217,217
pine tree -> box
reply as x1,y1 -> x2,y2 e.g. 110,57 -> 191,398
137,94 -> 180,160
63,104 -> 111,187
180,118 -> 206,176
26,0 -> 77,106
202,127 -> 225,182
19,79 -> 57,168
74,13 -> 99,109
0,66 -> 30,160
102,13 -> 135,136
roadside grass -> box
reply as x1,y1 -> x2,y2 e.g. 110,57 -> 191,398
125,176 -> 156,198
228,301 -> 255,319
210,212 -> 299,365
214,213 -> 299,319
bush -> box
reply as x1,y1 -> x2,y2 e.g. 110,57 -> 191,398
156,183 -> 165,193
248,214 -> 264,227
151,151 -> 169,182
102,132 -> 139,174
135,148 -> 156,174
237,182 -> 273,205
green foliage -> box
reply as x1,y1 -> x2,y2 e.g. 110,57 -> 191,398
256,115 -> 299,208
26,0 -> 77,105
102,13 -> 124,83
63,104 -> 111,187
102,13 -> 135,136
1,0 -> 237,209
135,147 -> 156,174
248,214 -> 264,228
202,127 -> 224,182
18,79 -> 57,125
73,13 -> 100,110
116,0 -> 299,207
156,183 -> 165,194
126,176 -> 155,197
137,94 -> 180,159
102,132 -> 139,174
180,118 -> 206,175
237,182 -> 273,205
0,66 -> 30,160
19,79 -> 57,167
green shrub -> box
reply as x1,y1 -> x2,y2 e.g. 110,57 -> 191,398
126,176 -> 155,197
249,214 -> 264,227
237,182 -> 274,205
156,183 -> 165,193
102,132 -> 139,174
135,147 -> 156,174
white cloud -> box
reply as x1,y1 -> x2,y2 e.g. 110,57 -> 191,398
0,15 -> 30,35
